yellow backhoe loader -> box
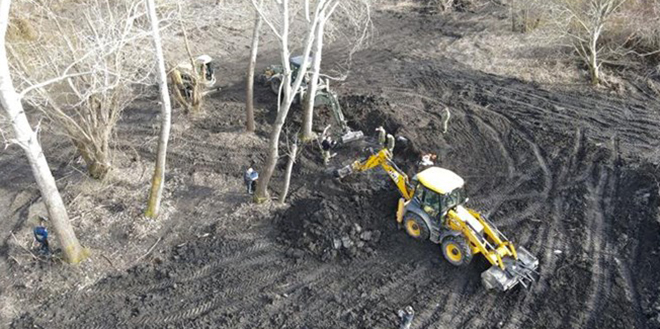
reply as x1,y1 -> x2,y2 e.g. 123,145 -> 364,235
334,134 -> 539,291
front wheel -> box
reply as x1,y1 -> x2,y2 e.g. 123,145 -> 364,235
403,212 -> 429,241
441,235 -> 473,266
270,76 -> 282,95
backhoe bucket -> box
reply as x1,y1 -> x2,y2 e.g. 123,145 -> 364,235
334,163 -> 354,178
340,130 -> 364,144
481,247 -> 539,292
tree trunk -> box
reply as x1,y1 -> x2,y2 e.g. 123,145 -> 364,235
251,0 -> 334,202
278,141 -> 298,204
254,0 -> 319,202
88,151 -> 110,179
0,0 -> 87,264
301,16 -> 326,142
245,0 -> 263,133
589,29 -> 600,85
254,0 -> 291,202
72,138 -> 110,179
145,0 -> 172,218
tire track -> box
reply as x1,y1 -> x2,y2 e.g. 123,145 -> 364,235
477,106 -> 552,227
129,263 -> 307,326
343,259 -> 436,319
278,258 -> 395,329
83,240 -> 274,300
580,162 -> 612,329
467,112 -> 516,180
583,138 -> 620,328
501,130 -> 585,329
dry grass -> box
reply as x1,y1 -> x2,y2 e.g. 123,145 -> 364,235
6,16 -> 37,41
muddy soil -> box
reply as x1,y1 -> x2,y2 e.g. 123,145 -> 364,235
4,2 -> 660,329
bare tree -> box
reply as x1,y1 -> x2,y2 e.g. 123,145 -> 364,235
553,0 -> 627,84
245,0 -> 264,133
298,0 -> 371,142
7,0 -> 162,179
0,0 -> 87,264
250,0 -> 326,202
145,0 -> 172,218
279,133 -> 299,203
168,14 -> 205,114
300,0 -> 339,141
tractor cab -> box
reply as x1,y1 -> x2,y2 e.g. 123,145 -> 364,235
195,55 -> 216,87
290,55 -> 313,86
412,167 -> 467,220
289,55 -> 312,69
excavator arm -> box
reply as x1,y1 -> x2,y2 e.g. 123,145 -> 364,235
315,90 -> 364,144
335,148 -> 414,200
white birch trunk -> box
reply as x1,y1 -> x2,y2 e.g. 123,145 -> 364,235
145,0 -> 172,218
589,27 -> 601,85
278,141 -> 298,204
301,16 -> 326,141
252,0 -> 326,201
245,0 -> 263,133
0,0 -> 86,263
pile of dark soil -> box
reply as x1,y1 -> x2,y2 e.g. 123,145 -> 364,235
276,196 -> 386,261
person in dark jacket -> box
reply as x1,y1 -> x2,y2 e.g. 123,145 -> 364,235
319,125 -> 338,165
33,216 -> 50,255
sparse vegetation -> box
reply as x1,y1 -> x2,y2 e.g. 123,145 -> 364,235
7,0 -> 158,178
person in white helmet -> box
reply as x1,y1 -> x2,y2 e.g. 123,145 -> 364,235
244,162 -> 259,195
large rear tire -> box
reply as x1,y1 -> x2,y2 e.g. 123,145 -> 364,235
403,212 -> 429,241
441,235 -> 473,266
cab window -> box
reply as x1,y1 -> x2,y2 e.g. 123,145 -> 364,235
422,189 -> 441,211
418,187 -> 442,217
413,184 -> 424,201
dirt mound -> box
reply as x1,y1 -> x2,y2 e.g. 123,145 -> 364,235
276,197 -> 385,261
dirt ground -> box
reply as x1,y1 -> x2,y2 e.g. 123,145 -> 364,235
2,1 -> 660,329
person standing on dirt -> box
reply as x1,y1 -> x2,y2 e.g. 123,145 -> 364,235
397,306 -> 414,329
319,125 -> 338,165
33,216 -> 50,256
418,153 -> 437,171
244,163 -> 259,195
321,136 -> 338,165
376,126 -> 386,146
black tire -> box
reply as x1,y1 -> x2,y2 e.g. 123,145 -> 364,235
441,235 -> 473,266
270,76 -> 282,95
403,212 -> 429,241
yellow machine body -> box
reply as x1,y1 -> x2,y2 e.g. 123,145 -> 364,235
336,143 -> 538,291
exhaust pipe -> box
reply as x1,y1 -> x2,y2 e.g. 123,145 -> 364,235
481,247 -> 539,292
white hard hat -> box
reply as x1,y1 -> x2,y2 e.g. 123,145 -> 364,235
196,55 -> 213,64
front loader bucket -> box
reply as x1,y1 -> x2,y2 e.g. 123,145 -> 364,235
481,247 -> 539,292
340,130 -> 364,144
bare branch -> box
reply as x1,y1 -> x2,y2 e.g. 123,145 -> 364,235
250,0 -> 282,39
18,71 -> 93,99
